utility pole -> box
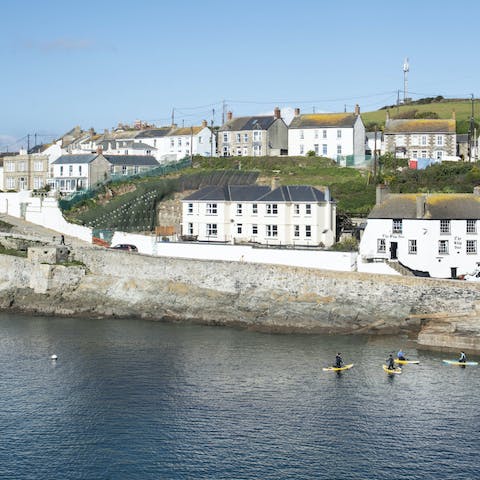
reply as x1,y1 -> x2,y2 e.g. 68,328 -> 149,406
313,106 -> 316,114
210,108 -> 215,157
468,94 -> 474,163
34,133 -> 37,148
403,57 -> 409,103
190,126 -> 194,161
222,99 -> 226,125
373,126 -> 378,179
344,104 -> 346,113
27,134 -> 30,152
171,108 -> 175,126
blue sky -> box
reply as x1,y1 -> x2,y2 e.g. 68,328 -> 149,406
1,0 -> 478,150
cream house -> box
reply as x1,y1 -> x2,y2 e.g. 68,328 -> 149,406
182,184 -> 336,247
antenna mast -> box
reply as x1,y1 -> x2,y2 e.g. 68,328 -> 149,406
403,57 -> 409,103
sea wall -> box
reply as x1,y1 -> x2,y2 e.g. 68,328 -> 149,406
1,248 -> 480,346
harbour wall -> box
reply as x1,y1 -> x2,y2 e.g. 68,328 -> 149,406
1,248 -> 480,348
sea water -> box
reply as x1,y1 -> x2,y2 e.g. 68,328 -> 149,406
0,313 -> 478,479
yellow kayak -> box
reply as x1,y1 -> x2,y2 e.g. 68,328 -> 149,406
394,359 -> 420,365
383,365 -> 402,374
322,363 -> 354,372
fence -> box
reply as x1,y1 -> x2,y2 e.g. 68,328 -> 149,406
337,154 -> 373,168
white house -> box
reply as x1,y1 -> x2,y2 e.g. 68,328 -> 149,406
288,106 -> 365,164
49,154 -> 110,193
182,184 -> 336,247
165,122 -> 216,161
359,185 -> 480,278
103,155 -> 160,177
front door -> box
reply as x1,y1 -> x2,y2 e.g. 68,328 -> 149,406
390,242 -> 398,260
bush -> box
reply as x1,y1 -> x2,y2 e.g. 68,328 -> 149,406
306,150 -> 316,157
330,237 -> 359,251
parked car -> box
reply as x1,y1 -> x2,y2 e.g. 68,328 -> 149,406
464,268 -> 480,281
111,244 -> 138,252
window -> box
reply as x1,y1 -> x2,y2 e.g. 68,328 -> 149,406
314,130 -> 319,139
377,239 -> 386,253
253,145 -> 262,156
337,129 -> 342,139
237,224 -> 243,234
305,204 -> 311,215
198,136 -> 203,144
206,223 -> 217,237
467,240 -> 477,254
19,161 -> 26,172
69,165 -> 73,176
440,220 -> 450,234
294,225 -> 300,237
170,138 -> 175,148
222,146 -> 229,156
436,151 -> 443,160
412,150 -> 418,158
467,219 -> 476,234
252,204 -> 258,214
437,135 -> 444,146
266,225 -> 278,237
322,144 -> 327,155
322,130 -> 327,139
223,133 -> 229,143
34,161 -> 43,171
421,135 -> 427,146
178,138 -> 182,147
243,147 -> 248,156
337,145 -> 342,155
188,222 -> 193,235
408,239 -> 417,254
253,131 -> 262,142
294,204 -> 300,215
60,166 -> 64,176
33,177 -> 43,189
6,161 -> 15,172
6,177 -> 15,189
300,144 -> 304,155
236,133 -> 241,143
314,144 -> 319,155
305,225 -> 312,237
300,130 -> 304,139
187,203 -> 193,214
122,165 -> 127,175
392,219 -> 403,234
421,150 -> 428,158
252,224 -> 258,235
244,133 -> 248,142
79,165 -> 82,176
438,239 -> 449,255
237,148 -> 242,156
206,203 -> 217,214
236,203 -> 242,215
134,165 -> 139,174
266,204 -> 278,215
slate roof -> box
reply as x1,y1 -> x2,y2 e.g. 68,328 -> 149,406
52,154 -> 99,164
289,113 -> 358,129
136,128 -> 172,139
457,134 -> 469,143
384,119 -> 456,134
183,185 -> 331,202
219,116 -> 277,132
369,193 -> 480,220
104,155 -> 159,166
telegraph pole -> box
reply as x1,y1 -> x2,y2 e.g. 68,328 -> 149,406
373,126 -> 378,179
468,94 -> 474,163
222,99 -> 226,125
171,108 -> 175,126
210,108 -> 215,157
27,134 -> 30,152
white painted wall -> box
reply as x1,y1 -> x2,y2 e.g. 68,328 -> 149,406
360,217 -> 480,278
111,230 -> 357,271
288,126 -> 354,158
0,166 -> 3,191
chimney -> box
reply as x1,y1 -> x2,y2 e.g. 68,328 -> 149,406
474,186 -> 480,196
271,177 -> 278,190
96,146 -> 103,154
227,111 -> 233,121
416,194 -> 426,218
354,104 -> 360,116
376,184 -> 390,205
452,110 -> 456,121
324,186 -> 331,202
89,127 -> 95,136
294,107 -> 301,116
385,110 -> 390,122
274,106 -> 281,119
201,119 -> 208,128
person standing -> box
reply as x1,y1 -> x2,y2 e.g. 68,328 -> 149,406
60,234 -> 65,245
386,354 -> 396,370
334,353 -> 343,369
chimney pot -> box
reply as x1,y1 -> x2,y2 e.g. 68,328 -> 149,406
96,146 -> 103,154
354,104 -> 360,115
201,119 -> 208,128
294,107 -> 300,116
274,106 -> 281,119
376,184 -> 390,205
227,111 -> 233,121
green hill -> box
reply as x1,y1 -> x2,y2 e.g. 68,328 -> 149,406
360,97 -> 480,133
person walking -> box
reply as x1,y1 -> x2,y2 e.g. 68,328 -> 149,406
60,234 -> 65,245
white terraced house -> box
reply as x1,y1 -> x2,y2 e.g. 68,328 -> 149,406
359,185 -> 480,278
182,184 -> 336,247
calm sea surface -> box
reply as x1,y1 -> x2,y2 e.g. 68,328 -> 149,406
0,312 -> 479,480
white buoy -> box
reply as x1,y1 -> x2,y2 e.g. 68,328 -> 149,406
50,354 -> 58,360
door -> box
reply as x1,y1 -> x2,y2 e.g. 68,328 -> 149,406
451,267 -> 457,279
390,242 -> 398,260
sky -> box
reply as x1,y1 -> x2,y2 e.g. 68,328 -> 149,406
1,0 -> 479,151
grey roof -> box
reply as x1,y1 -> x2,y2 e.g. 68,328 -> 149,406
183,185 -> 331,202
258,185 -> 328,202
457,134 -> 469,143
369,193 -> 480,220
52,154 -> 99,164
219,116 -> 277,132
136,128 -> 172,139
131,142 -> 157,150
103,155 -> 159,166
184,185 -> 271,202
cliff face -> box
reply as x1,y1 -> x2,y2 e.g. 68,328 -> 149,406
1,248 -> 480,351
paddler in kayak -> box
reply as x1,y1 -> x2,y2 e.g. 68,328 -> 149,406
397,349 -> 406,361
386,354 -> 396,370
334,353 -> 343,369
458,351 -> 467,363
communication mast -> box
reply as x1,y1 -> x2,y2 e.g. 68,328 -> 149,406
403,57 -> 409,103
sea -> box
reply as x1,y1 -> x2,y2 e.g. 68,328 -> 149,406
0,312 -> 479,480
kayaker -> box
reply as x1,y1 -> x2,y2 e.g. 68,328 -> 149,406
397,349 -> 406,361
334,353 -> 343,368
386,354 -> 395,370
458,351 -> 467,363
